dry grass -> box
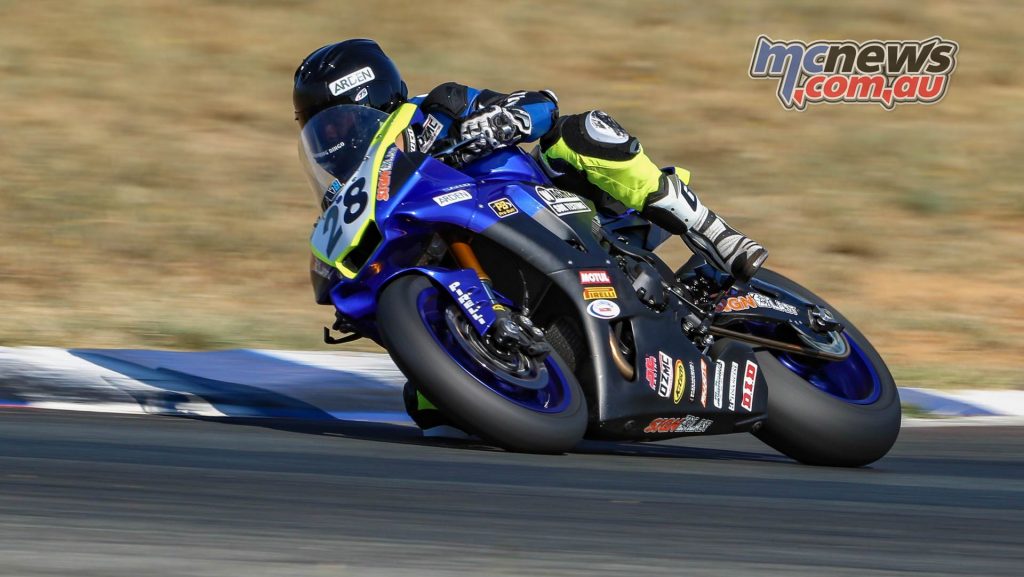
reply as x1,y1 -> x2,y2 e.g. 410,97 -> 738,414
1,0 -> 1022,388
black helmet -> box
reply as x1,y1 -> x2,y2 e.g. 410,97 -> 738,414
293,39 -> 408,127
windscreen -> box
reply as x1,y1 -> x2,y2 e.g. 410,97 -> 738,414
299,104 -> 389,208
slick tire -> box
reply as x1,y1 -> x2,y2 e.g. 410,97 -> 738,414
378,275 -> 587,454
750,269 -> 901,467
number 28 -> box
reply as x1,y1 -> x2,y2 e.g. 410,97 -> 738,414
321,177 -> 369,255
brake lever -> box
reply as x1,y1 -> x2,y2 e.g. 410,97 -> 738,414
432,137 -> 487,167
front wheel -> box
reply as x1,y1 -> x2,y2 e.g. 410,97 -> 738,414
745,269 -> 901,467
377,275 -> 587,453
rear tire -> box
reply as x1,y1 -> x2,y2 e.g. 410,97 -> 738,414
749,269 -> 901,467
378,275 -> 587,454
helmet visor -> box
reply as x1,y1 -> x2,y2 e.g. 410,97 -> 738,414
299,104 -> 389,207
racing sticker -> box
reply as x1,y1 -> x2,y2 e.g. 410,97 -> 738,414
728,362 -> 739,411
644,355 -> 657,390
328,66 -> 375,96
535,186 -> 589,216
582,286 -> 617,300
489,198 -> 518,218
741,360 -> 758,412
578,270 -> 611,285
419,114 -> 444,151
713,360 -> 726,410
643,415 -> 713,434
433,189 -> 473,206
672,360 -> 686,404
448,281 -> 487,326
586,299 -> 619,320
657,352 -> 672,399
717,292 -> 799,316
688,361 -> 697,403
699,358 -> 708,408
322,179 -> 343,207
376,145 -> 398,202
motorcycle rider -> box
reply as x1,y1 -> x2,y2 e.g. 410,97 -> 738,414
294,39 -> 769,434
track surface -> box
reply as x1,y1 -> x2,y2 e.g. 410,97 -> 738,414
1,409 -> 1022,576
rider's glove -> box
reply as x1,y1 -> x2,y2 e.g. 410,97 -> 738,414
458,105 -> 533,155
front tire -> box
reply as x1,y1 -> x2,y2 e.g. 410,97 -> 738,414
378,275 -> 587,453
748,269 -> 901,467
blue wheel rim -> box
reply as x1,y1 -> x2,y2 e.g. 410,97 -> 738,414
740,320 -> 882,405
774,335 -> 882,405
416,287 -> 573,413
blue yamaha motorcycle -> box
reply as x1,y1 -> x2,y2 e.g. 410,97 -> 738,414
302,103 -> 901,466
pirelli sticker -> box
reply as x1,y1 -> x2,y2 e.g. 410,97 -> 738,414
582,286 -> 617,300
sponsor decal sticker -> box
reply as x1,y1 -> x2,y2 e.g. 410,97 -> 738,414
729,362 -> 739,411
489,198 -> 518,218
448,281 -> 487,326
322,179 -> 342,207
643,415 -> 714,434
579,270 -> 612,285
354,87 -> 368,102
582,286 -> 617,300
375,146 -> 398,202
688,361 -> 697,403
741,360 -> 758,411
749,35 -> 959,110
657,352 -> 672,398
672,360 -> 686,404
700,358 -> 708,408
713,360 -> 725,410
716,292 -> 800,316
644,356 -> 657,390
328,66 -> 376,96
535,186 -> 590,216
586,299 -> 620,320
433,189 -> 473,207
419,114 -> 444,151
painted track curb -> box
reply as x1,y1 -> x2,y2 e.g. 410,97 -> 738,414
0,347 -> 1020,424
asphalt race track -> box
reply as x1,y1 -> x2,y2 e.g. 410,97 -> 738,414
1,409 -> 1021,576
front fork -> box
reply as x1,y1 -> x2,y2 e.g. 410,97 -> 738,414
448,236 -> 549,355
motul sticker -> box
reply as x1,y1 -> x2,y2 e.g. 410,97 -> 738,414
578,270 -> 611,285
741,360 -> 758,411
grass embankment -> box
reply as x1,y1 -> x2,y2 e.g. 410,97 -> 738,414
1,1 -> 1021,389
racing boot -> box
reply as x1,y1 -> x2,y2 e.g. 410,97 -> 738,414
641,170 -> 768,283
402,381 -> 472,439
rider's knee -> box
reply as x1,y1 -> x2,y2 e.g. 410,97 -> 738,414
540,110 -> 642,164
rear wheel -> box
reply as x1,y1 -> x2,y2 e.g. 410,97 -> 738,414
378,275 -> 587,453
745,269 -> 901,467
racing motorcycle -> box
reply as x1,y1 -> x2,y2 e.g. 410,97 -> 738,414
303,103 -> 901,467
